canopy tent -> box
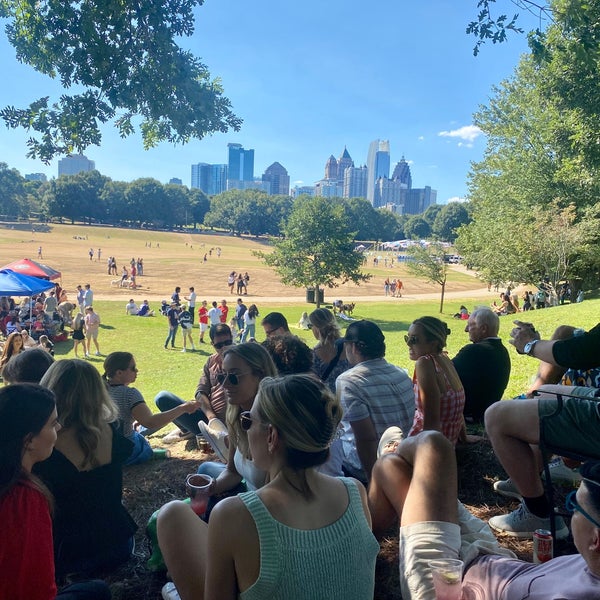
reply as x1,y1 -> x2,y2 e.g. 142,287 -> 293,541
0,269 -> 56,296
0,269 -> 56,325
0,258 -> 61,280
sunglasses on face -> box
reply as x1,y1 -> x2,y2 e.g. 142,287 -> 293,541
213,339 -> 233,350
404,334 -> 420,346
216,371 -> 251,386
239,410 -> 267,432
566,490 -> 600,529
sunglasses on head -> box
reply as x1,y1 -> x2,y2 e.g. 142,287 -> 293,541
566,490 -> 600,529
216,371 -> 251,386
213,339 -> 233,350
239,410 -> 267,432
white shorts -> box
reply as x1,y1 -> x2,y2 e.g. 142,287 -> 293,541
200,322 -> 208,333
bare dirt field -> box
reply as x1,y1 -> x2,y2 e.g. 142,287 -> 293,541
0,222 -> 486,303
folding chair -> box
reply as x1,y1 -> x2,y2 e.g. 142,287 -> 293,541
536,391 -> 600,540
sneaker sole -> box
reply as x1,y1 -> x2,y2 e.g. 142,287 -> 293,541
199,421 -> 228,462
492,481 -> 522,500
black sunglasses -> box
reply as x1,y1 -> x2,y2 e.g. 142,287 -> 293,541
404,334 -> 419,346
213,339 -> 233,350
239,410 -> 268,432
216,371 -> 251,386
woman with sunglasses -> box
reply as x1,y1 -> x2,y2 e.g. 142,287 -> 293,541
196,343 -> 278,515
404,316 -> 465,445
158,374 -> 379,600
0,383 -> 110,600
102,352 -> 201,464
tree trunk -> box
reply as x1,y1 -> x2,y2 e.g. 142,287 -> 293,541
439,280 -> 446,313
315,285 -> 321,308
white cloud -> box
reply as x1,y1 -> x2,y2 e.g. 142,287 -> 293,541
438,125 -> 483,146
418,135 -> 425,141
293,180 -> 304,185
446,196 -> 467,204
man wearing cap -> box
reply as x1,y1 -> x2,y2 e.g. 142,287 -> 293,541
336,319 -> 415,483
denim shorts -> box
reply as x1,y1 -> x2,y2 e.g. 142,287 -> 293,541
539,396 -> 600,457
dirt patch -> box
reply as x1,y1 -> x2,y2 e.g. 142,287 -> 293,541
0,223 -> 484,304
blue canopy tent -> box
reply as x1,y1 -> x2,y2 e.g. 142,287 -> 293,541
0,269 -> 56,325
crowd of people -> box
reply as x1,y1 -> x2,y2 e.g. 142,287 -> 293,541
1,287 -> 599,599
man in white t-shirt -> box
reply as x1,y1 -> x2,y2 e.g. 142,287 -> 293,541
125,299 -> 139,315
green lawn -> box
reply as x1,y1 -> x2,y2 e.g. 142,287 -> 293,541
55,298 -> 600,406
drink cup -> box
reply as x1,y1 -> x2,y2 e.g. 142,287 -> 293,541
428,558 -> 463,600
186,473 -> 213,517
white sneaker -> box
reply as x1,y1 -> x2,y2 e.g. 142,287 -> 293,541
181,348 -> 187,353
199,419 -> 229,462
489,501 -> 569,539
544,457 -> 582,485
162,582 -> 181,600
162,428 -> 194,444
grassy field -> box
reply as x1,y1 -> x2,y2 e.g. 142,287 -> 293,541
6,223 -> 593,598
54,296 -> 600,405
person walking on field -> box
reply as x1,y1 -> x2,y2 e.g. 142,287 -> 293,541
84,306 -> 102,357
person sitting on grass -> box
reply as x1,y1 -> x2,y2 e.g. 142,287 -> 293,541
102,352 -> 202,464
0,383 -> 111,600
157,374 -> 379,600
369,430 -> 600,600
33,360 -> 138,580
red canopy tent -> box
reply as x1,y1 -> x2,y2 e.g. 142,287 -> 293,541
0,258 -> 62,280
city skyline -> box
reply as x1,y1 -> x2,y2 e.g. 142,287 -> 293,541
0,2 -> 542,203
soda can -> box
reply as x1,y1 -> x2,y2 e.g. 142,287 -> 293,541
533,529 -> 553,563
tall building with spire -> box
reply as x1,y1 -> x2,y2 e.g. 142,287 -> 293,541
337,147 -> 353,181
315,147 -> 355,198
366,140 -> 390,206
391,156 -> 412,189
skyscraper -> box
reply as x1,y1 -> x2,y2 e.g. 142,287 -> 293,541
227,143 -> 254,189
366,140 -> 390,206
58,154 -> 95,177
262,162 -> 290,196
191,163 -> 228,196
337,147 -> 353,181
391,156 -> 412,189
343,166 -> 368,199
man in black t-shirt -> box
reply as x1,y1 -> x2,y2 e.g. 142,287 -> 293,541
452,308 -> 511,422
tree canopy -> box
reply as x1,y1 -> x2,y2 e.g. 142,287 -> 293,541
256,196 -> 370,307
0,0 -> 241,162
458,0 -> 600,289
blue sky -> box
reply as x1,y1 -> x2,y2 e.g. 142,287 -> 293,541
0,1 -> 542,203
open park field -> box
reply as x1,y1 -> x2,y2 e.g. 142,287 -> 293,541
1,222 -> 593,599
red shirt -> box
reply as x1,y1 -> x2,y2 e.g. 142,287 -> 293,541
220,304 -> 229,323
0,483 -> 57,600
198,306 -> 208,324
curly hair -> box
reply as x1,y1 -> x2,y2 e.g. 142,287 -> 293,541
262,334 -> 313,375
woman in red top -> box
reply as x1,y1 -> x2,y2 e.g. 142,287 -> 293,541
0,384 -> 109,600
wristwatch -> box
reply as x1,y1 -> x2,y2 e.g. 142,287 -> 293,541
523,340 -> 539,356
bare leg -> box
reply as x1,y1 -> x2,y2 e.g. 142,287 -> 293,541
485,399 -> 543,498
369,431 -> 458,535
157,501 -> 208,600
